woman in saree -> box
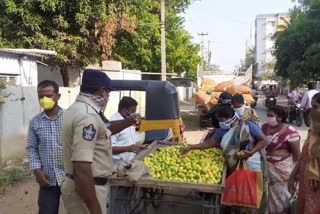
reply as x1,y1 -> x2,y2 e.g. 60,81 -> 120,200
289,92 -> 320,214
182,105 -> 269,213
261,105 -> 301,214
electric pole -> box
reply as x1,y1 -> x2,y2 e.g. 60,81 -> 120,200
207,40 -> 212,69
198,32 -> 208,69
161,0 -> 166,81
197,32 -> 208,87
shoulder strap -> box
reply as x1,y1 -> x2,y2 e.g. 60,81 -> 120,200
251,108 -> 254,116
98,111 -> 109,124
239,119 -> 251,150
90,106 -> 109,124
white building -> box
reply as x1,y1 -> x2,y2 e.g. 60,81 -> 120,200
254,13 -> 290,78
246,27 -> 255,54
0,49 -> 56,86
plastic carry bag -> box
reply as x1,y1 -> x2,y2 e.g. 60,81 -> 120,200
246,152 -> 262,172
222,160 -> 263,208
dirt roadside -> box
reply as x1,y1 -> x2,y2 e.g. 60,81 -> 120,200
0,176 -> 66,214
0,177 -> 39,214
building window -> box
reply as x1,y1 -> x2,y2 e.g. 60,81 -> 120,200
267,50 -> 274,59
268,21 -> 276,27
0,74 -> 18,84
0,76 -> 6,82
9,76 -> 16,83
268,35 -> 274,41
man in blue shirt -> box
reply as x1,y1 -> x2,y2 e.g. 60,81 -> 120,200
27,80 -> 64,214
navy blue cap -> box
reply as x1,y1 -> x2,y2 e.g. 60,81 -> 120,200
81,69 -> 116,91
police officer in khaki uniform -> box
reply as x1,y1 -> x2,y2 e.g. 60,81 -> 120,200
61,69 -> 140,214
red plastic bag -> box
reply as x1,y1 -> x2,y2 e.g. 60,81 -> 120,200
222,160 -> 263,208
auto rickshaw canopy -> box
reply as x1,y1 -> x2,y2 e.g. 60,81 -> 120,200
111,80 -> 182,143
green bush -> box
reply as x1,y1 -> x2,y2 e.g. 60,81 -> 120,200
0,79 -> 10,103
0,167 -> 31,187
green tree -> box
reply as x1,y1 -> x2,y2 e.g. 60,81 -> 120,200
112,0 -> 201,80
0,0 -> 201,83
258,59 -> 283,82
274,1 -> 320,87
234,48 -> 255,75
0,0 -> 136,86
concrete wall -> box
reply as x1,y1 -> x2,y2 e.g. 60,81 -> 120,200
38,64 -> 81,87
0,53 -> 38,86
0,62 -> 145,162
0,86 -> 41,162
0,85 -> 145,162
0,54 -> 21,75
58,87 -> 80,110
177,87 -> 193,102
20,60 -> 38,86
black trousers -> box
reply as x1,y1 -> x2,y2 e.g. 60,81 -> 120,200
38,186 -> 61,214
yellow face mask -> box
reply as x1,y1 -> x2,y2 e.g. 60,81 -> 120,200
39,96 -> 56,111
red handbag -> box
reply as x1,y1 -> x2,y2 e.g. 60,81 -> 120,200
222,160 -> 263,208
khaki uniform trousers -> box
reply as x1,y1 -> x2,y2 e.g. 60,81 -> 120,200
61,177 -> 110,214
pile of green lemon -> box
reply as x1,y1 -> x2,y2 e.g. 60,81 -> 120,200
144,146 -> 224,184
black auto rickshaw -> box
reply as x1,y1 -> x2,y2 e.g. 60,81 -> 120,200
111,80 -> 184,143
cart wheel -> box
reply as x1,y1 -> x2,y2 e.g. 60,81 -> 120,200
151,200 -> 161,208
200,119 -> 206,128
150,189 -> 163,208
203,193 -> 217,214
126,188 -> 145,214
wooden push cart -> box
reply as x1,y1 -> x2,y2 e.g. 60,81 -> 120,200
109,141 -> 226,214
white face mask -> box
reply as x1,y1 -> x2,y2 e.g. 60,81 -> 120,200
234,105 -> 245,117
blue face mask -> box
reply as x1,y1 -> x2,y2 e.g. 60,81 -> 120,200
219,122 -> 231,130
219,115 -> 237,130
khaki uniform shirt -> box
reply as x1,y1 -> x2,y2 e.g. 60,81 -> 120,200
61,95 -> 114,178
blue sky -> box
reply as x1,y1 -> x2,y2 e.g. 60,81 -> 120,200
183,0 -> 296,73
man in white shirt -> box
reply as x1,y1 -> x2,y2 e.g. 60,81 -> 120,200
110,96 -> 146,168
109,97 -> 147,213
301,83 -> 319,110
301,83 -> 319,127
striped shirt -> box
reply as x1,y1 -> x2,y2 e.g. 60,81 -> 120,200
27,108 -> 65,186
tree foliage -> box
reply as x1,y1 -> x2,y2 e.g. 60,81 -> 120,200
0,0 -> 136,86
234,48 -> 255,74
274,0 -> 320,87
0,0 -> 201,85
112,0 -> 201,80
258,59 -> 283,83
